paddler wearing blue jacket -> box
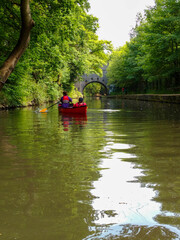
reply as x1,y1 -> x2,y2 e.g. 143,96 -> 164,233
60,91 -> 72,108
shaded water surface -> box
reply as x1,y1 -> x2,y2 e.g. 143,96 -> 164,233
0,98 -> 180,240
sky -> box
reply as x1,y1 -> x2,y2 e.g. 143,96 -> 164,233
88,0 -> 155,48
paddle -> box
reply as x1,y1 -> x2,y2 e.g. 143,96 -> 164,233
39,101 -> 59,113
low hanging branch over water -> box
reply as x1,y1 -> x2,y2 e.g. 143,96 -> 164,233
0,0 -> 35,91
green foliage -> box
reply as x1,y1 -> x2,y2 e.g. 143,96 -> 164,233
0,60 -> 61,106
84,82 -> 105,96
107,0 -> 180,94
0,0 -> 111,106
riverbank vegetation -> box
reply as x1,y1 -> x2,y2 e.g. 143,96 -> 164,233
107,0 -> 180,94
0,0 -> 111,107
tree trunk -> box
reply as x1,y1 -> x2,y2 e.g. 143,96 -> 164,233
0,0 -> 34,91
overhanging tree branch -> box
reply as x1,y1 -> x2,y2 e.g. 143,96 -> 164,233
0,0 -> 35,91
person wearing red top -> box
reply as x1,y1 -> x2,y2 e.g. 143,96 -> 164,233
74,97 -> 87,107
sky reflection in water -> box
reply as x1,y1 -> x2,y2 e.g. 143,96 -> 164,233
86,130 -> 180,239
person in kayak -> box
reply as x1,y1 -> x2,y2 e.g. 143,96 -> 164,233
73,97 -> 87,107
60,91 -> 73,108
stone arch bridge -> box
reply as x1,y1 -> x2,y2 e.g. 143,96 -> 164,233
75,65 -> 109,94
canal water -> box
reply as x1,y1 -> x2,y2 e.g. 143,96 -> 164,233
0,98 -> 180,240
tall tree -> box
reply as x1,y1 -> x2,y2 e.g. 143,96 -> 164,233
107,0 -> 180,93
0,0 -> 34,91
139,0 -> 180,90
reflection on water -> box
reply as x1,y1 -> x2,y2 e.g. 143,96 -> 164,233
60,113 -> 87,131
0,99 -> 180,240
86,224 -> 179,240
86,137 -> 180,239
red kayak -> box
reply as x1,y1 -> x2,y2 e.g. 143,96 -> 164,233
58,104 -> 87,114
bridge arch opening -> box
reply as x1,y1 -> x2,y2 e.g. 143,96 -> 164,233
83,81 -> 108,96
